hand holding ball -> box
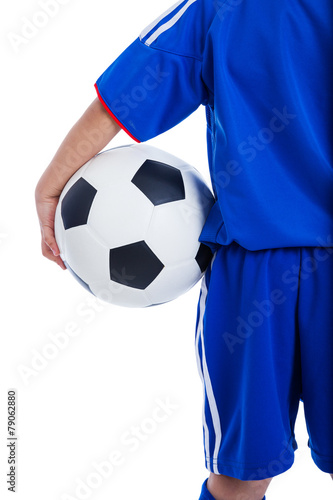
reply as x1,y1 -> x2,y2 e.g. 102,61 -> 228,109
54,144 -> 214,307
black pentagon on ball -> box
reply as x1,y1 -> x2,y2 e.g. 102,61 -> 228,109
195,244 -> 213,273
61,177 -> 97,230
110,241 -> 164,290
64,261 -> 93,294
131,159 -> 185,206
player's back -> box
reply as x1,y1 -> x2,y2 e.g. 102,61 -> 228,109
199,0 -> 333,250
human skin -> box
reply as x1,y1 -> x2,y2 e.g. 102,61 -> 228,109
35,97 -> 120,269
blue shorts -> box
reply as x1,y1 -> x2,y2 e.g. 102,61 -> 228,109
195,242 -> 333,480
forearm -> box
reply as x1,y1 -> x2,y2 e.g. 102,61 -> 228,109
35,96 -> 121,268
35,97 -> 121,198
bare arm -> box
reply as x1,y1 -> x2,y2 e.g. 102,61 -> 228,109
35,97 -> 121,269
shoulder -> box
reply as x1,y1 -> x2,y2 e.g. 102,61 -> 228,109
139,0 -> 219,59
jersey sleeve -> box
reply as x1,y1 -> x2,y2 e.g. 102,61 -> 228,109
94,0 -> 216,142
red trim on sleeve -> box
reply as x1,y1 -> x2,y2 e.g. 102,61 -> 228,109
94,83 -> 141,143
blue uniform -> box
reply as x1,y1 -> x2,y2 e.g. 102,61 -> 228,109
95,0 -> 333,481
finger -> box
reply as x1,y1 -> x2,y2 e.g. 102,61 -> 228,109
41,240 -> 66,270
55,255 -> 67,270
41,224 -> 60,256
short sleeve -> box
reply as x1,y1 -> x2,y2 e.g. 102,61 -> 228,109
94,0 -> 217,142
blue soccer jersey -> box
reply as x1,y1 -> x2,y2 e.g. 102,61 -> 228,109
95,0 -> 333,251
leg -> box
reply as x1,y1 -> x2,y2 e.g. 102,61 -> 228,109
207,473 -> 272,500
195,244 -> 300,483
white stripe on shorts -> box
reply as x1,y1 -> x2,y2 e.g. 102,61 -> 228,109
140,0 -> 197,46
195,282 -> 210,466
195,254 -> 222,474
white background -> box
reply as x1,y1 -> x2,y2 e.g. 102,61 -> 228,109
1,1 -> 332,499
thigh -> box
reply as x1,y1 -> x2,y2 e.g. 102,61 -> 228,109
195,242 -> 303,480
298,246 -> 333,474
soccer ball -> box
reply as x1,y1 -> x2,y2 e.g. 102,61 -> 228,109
54,144 -> 214,307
